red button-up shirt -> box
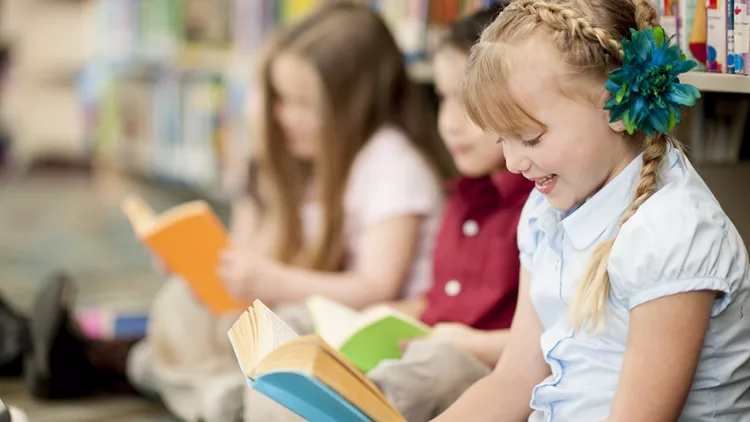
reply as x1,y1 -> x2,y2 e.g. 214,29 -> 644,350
419,171 -> 534,330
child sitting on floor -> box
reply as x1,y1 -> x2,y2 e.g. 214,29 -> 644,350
435,0 -> 750,420
23,3 -> 454,422
244,4 -> 534,421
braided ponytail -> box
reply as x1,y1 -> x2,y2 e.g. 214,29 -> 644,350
571,133 -> 670,331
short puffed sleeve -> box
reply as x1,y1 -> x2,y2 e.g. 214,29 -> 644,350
608,193 -> 743,316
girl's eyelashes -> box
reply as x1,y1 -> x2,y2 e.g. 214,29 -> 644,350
496,134 -> 543,146
522,135 -> 543,147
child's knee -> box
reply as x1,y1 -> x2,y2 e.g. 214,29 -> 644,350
368,350 -> 445,415
368,339 -> 491,420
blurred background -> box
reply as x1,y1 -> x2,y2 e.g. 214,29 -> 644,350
0,1 -> 500,420
0,0 -> 748,420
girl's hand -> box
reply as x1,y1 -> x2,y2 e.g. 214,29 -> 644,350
424,322 -> 481,354
399,323 -> 480,358
217,248 -> 286,302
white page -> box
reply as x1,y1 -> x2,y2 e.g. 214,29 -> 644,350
306,295 -> 359,348
254,300 -> 299,362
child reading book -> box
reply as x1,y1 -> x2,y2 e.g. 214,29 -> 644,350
434,0 -> 750,420
22,3 -> 453,422
244,4 -> 535,422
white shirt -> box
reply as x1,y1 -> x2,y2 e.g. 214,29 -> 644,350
520,147 -> 750,421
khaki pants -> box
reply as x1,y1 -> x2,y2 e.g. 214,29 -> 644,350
125,278 -> 314,422
242,338 -> 491,422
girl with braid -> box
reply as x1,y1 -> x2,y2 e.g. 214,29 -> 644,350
434,0 -> 750,421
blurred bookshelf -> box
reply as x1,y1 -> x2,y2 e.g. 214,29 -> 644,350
5,0 -> 745,236
77,0 -> 499,203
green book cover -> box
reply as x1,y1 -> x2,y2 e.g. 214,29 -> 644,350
307,296 -> 431,373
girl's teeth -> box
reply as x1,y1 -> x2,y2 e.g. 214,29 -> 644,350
539,175 -> 555,186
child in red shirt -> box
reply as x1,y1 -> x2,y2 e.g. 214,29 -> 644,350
366,4 -> 533,421
245,4 -> 532,422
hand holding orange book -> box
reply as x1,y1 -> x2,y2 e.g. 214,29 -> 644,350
121,194 -> 250,315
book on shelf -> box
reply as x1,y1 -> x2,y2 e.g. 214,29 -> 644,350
681,0 -> 708,70
228,299 -> 407,422
656,0 -> 750,76
121,194 -> 249,315
306,295 -> 431,373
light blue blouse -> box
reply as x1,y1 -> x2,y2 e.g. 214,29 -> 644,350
520,147 -> 750,421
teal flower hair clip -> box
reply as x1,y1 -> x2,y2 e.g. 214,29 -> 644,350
604,26 -> 701,136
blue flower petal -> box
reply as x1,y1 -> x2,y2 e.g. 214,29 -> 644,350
648,106 -> 670,133
605,80 -> 621,95
668,83 -> 701,106
672,60 -> 697,74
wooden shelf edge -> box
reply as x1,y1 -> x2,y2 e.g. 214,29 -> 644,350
679,72 -> 750,94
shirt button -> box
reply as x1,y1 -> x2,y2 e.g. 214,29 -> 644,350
462,219 -> 479,237
445,280 -> 462,297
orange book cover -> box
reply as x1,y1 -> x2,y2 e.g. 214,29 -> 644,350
121,194 -> 249,315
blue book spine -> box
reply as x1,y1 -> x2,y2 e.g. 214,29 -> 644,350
250,371 -> 374,422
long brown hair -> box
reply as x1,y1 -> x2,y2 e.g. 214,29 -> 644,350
462,0 -> 674,331
252,1 -> 455,272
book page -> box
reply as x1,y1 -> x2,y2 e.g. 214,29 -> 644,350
227,310 -> 256,378
306,295 -> 359,349
254,299 -> 299,362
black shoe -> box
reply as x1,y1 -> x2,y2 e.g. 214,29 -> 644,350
25,273 -> 97,399
0,292 -> 30,377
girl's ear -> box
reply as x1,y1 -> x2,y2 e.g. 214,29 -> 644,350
598,89 -> 626,134
608,118 -> 626,133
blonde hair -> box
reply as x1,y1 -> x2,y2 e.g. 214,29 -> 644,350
252,1 -> 455,272
462,0 -> 678,331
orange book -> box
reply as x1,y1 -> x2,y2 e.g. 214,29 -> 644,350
121,194 -> 249,315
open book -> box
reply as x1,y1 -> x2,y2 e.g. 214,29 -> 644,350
228,300 -> 406,422
306,295 -> 431,373
121,194 -> 249,315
